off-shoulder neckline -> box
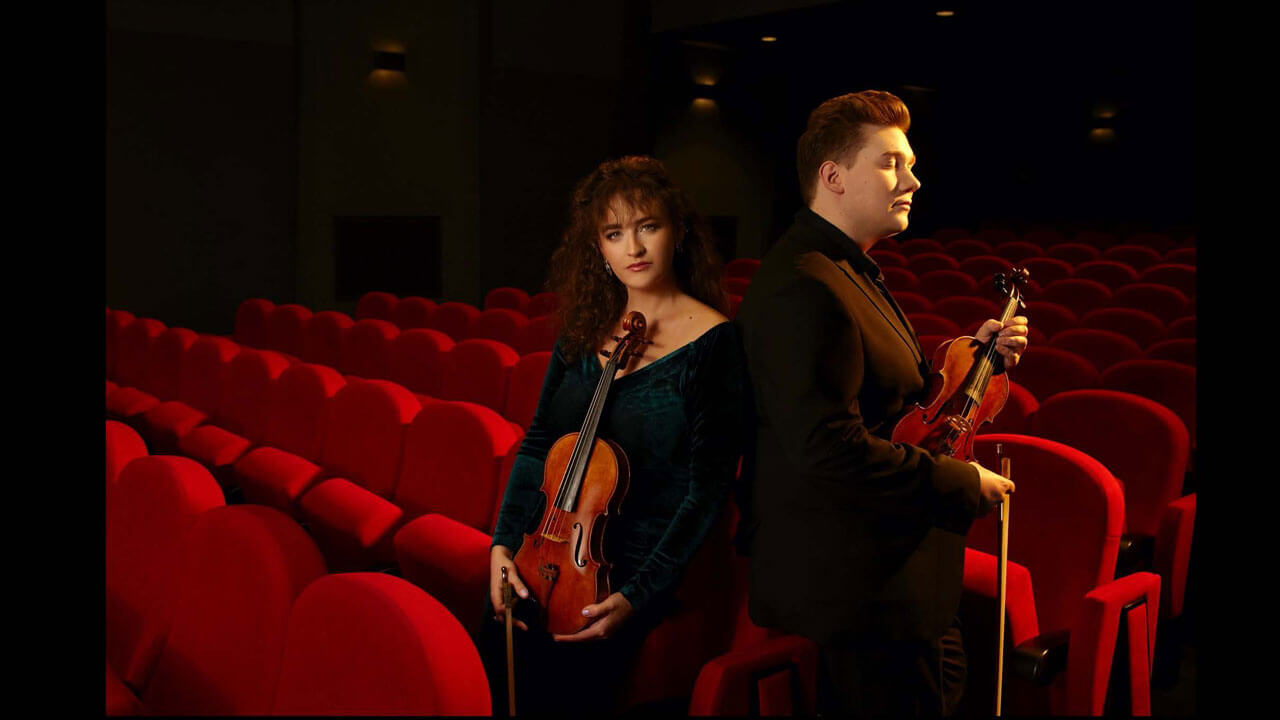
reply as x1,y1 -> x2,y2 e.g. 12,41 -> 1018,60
591,320 -> 732,383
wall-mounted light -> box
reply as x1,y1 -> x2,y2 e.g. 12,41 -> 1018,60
1089,127 -> 1116,143
936,10 -> 956,17
760,36 -> 778,43
1092,102 -> 1118,119
373,50 -> 406,73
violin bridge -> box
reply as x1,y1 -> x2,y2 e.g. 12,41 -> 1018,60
541,532 -> 568,544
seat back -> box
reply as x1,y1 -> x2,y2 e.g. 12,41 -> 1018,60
106,456 -> 225,687
1011,346 -> 1098,402
958,254 -> 1012,281
1101,244 -> 1163,271
1031,390 -> 1188,537
975,379 -> 1038,436
233,298 -> 274,349
1022,301 -> 1077,340
1020,257 -> 1074,285
216,349 -> 291,440
391,296 -> 437,330
1138,263 -> 1196,297
905,312 -> 961,338
906,251 -> 961,276
176,336 -> 241,414
273,573 -> 490,715
340,318 -> 400,380
146,327 -> 199,399
140,505 -> 326,715
1040,278 -> 1113,316
917,270 -> 977,301
1048,328 -> 1143,372
1045,242 -> 1099,265
115,318 -> 165,389
106,420 -> 148,487
880,266 -> 920,293
355,291 -> 398,321
302,311 -> 354,368
443,339 -> 521,412
724,258 -> 761,279
503,351 -> 552,431
263,363 -> 347,460
433,301 -> 481,341
393,401 -> 521,529
1079,307 -> 1167,349
319,380 -> 422,498
484,287 -> 530,313
471,308 -> 529,350
940,239 -> 992,261
932,297 -> 1001,334
992,240 -> 1043,263
389,328 -> 455,398
1098,359 -> 1196,447
1110,283 -> 1191,324
266,304 -> 313,358
526,291 -> 560,318
969,435 -> 1124,635
1145,338 -> 1196,366
520,315 -> 559,354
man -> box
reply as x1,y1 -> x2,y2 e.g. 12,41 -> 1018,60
734,90 -> 1028,715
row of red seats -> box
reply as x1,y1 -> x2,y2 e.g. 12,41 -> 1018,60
108,309 -> 551,427
914,227 -> 1194,253
908,299 -> 1193,348
888,271 -> 1192,320
105,442 -> 490,715
874,253 -> 1194,297
237,298 -> 559,359
881,236 -> 1192,266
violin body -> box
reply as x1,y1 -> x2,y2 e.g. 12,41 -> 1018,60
514,433 -> 630,635
892,336 -> 1009,463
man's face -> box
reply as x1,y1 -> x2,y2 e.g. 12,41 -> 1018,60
838,124 -> 920,240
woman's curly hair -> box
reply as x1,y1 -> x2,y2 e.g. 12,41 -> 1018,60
547,155 -> 728,363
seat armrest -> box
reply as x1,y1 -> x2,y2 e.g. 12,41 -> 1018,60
1116,532 -> 1155,577
689,634 -> 818,716
1009,629 -> 1070,685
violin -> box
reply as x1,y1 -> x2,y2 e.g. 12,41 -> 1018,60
513,311 -> 651,635
891,268 -> 1030,462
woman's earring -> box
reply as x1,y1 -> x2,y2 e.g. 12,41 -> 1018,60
604,259 -> 614,276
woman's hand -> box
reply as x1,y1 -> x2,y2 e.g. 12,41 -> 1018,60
976,315 -> 1030,370
551,592 -> 634,643
490,545 -> 530,631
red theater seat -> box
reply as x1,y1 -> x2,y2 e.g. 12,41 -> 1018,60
125,505 -> 326,716
106,456 -> 225,691
1045,242 -> 1100,265
434,301 -> 481,341
725,257 -> 761,279
893,290 -> 932,314
916,334 -> 951,360
724,276 -> 751,296
1164,247 -> 1195,265
504,351 -> 552,430
526,291 -> 560,318
917,270 -> 978,301
992,240 -> 1043,263
484,286 -> 531,313
391,296 -> 437,330
1145,338 -> 1196,367
881,266 -> 920,293
472,308 -> 529,349
968,435 -> 1161,716
975,379 -> 1039,436
141,335 -> 240,454
942,238 -> 993,261
1125,231 -> 1178,255
106,420 -> 148,487
906,313 -> 962,338
1138,263 -> 1196,298
1167,315 -> 1195,340
519,314 -> 559,354
1072,230 -> 1118,249
1102,244 -> 1164,271
1073,260 -> 1139,291
106,319 -> 170,424
233,363 -> 346,511
1110,283 -> 1191,324
1013,346 -> 1098,402
339,318 -> 400,381
1048,328 -> 1144,373
1020,257 -> 1074,285
897,237 -> 945,257
443,339 -> 521,412
355,291 -> 398,322
266,304 -> 313,358
106,309 -> 136,380
906,251 -> 961,276
1098,360 -> 1196,450
295,380 -> 422,569
1023,301 -> 1077,340
1079,307 -> 1167,349
933,297 -> 1002,334
272,573 -> 491,715
178,348 -> 292,484
868,249 -> 907,268
959,254 -> 1014,282
1039,278 -> 1112,317
389,328 -> 455,398
233,298 -> 274,349
301,310 -> 353,368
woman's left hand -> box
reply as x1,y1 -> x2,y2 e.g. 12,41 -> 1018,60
551,592 -> 634,642
976,315 -> 1030,370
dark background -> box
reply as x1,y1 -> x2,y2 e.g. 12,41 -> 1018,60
106,0 -> 1195,333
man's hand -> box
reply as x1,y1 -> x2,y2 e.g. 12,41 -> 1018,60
970,461 -> 1015,516
490,545 -> 530,631
551,592 -> 634,643
976,316 -> 1029,370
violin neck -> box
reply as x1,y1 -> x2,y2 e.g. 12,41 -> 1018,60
961,294 -> 1021,402
555,351 -> 624,511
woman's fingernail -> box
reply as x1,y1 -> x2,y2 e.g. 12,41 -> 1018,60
520,589 -> 528,598
582,608 -> 591,616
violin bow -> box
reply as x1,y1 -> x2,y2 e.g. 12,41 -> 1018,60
995,447 -> 1011,717
502,567 -> 516,716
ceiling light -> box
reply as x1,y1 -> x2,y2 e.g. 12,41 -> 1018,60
936,10 -> 956,17
761,36 -> 778,43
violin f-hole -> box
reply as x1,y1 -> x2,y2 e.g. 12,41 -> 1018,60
572,522 -> 587,568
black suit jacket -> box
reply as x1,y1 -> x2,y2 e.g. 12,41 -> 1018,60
734,208 -> 982,646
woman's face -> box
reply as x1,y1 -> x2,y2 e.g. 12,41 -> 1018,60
597,195 -> 679,294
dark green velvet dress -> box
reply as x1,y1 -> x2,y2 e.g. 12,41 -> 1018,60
490,320 -> 746,618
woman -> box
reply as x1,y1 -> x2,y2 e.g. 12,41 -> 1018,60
482,155 -> 745,714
